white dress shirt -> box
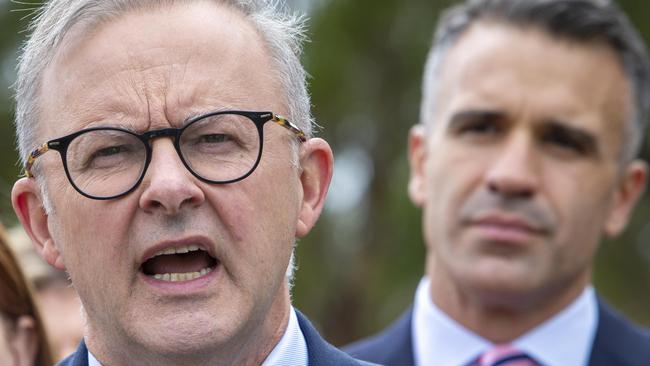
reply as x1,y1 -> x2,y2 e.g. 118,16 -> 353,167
88,306 -> 308,366
412,277 -> 598,366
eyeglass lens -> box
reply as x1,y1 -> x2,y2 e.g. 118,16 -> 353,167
64,113 -> 261,198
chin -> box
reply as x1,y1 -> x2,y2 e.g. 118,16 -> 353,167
126,309 -> 243,354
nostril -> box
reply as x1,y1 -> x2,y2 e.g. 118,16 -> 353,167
487,180 -> 534,199
488,181 -> 499,193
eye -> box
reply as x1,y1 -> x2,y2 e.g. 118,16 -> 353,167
198,134 -> 233,144
458,120 -> 501,135
541,124 -> 595,157
85,144 -> 135,168
448,111 -> 505,140
93,145 -> 128,157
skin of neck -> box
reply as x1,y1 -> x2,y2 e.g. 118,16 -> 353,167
425,253 -> 591,343
84,282 -> 292,366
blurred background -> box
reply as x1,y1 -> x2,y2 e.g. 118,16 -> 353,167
0,0 -> 649,353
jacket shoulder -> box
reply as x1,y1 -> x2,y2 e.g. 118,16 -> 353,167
55,340 -> 88,366
295,310 -> 383,366
589,299 -> 650,366
343,309 -> 414,366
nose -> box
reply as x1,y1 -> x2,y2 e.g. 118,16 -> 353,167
139,139 -> 205,215
485,132 -> 539,199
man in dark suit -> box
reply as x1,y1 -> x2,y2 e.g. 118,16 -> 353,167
346,1 -> 650,365
10,1 -> 375,365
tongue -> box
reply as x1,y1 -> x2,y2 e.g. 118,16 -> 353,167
142,251 -> 214,275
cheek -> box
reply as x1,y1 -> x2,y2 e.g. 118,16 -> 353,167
50,197 -> 133,279
544,169 -> 615,256
207,166 -> 300,259
425,150 -> 484,225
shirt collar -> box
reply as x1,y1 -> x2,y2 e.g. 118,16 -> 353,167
88,306 -> 308,366
412,277 -> 598,366
261,306 -> 308,366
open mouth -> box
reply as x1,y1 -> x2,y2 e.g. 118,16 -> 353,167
140,245 -> 218,282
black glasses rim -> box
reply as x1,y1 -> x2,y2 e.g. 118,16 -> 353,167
35,110 -> 285,200
47,110 -> 275,145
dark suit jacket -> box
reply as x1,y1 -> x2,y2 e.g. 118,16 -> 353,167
344,299 -> 650,366
56,310 -> 378,366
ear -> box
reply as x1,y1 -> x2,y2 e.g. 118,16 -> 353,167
9,315 -> 38,366
604,160 -> 647,237
11,177 -> 65,270
295,138 -> 333,238
407,124 -> 429,207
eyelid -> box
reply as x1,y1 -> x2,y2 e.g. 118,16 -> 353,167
540,122 -> 598,156
448,111 -> 505,132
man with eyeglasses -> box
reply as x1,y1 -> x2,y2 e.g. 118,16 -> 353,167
10,1 -> 375,366
346,0 -> 650,365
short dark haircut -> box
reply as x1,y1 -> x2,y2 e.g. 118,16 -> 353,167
421,0 -> 650,161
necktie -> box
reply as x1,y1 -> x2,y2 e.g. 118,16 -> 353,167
476,344 -> 539,366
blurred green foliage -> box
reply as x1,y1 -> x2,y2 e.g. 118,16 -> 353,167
0,0 -> 649,347
294,0 -> 650,346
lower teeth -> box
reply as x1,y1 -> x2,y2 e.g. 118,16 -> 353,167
153,267 -> 213,282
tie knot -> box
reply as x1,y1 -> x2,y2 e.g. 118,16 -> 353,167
478,344 -> 539,366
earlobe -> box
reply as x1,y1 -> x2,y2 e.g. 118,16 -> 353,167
408,124 -> 428,207
604,160 -> 648,237
296,138 -> 334,238
11,177 -> 65,270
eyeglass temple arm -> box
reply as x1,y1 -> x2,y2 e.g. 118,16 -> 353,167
271,114 -> 307,142
24,142 -> 50,178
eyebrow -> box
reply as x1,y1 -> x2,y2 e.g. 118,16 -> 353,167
447,109 -> 506,130
543,119 -> 600,156
183,106 -> 238,125
447,110 -> 600,155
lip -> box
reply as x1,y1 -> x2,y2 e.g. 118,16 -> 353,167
139,263 -> 221,293
466,211 -> 546,244
137,235 -> 220,293
139,235 -> 217,265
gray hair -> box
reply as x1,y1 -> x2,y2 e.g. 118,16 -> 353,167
421,0 -> 650,162
14,0 -> 314,169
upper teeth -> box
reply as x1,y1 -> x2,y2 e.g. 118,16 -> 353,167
152,244 -> 201,258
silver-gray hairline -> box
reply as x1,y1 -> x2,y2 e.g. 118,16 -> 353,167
14,0 -> 313,171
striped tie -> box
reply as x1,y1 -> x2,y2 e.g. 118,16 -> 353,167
476,344 -> 539,366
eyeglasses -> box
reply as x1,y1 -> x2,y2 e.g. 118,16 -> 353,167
25,110 -> 307,200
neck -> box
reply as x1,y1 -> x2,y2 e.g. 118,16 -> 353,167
85,286 -> 292,366
426,255 -> 590,343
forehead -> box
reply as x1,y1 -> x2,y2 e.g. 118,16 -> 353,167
433,21 -> 631,132
39,1 -> 283,135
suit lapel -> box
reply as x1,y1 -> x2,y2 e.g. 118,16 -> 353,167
296,310 -> 376,366
343,309 -> 415,366
588,297 -> 650,366
55,340 -> 89,366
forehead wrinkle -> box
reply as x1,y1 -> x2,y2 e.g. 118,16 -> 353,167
44,1 -> 285,142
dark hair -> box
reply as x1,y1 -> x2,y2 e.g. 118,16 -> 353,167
421,0 -> 650,161
0,224 -> 54,366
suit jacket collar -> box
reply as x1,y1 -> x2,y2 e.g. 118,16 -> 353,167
345,296 -> 650,366
57,310 -> 373,366
55,340 -> 87,366
344,308 -> 415,366
296,310 -> 378,365
588,298 -> 650,366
